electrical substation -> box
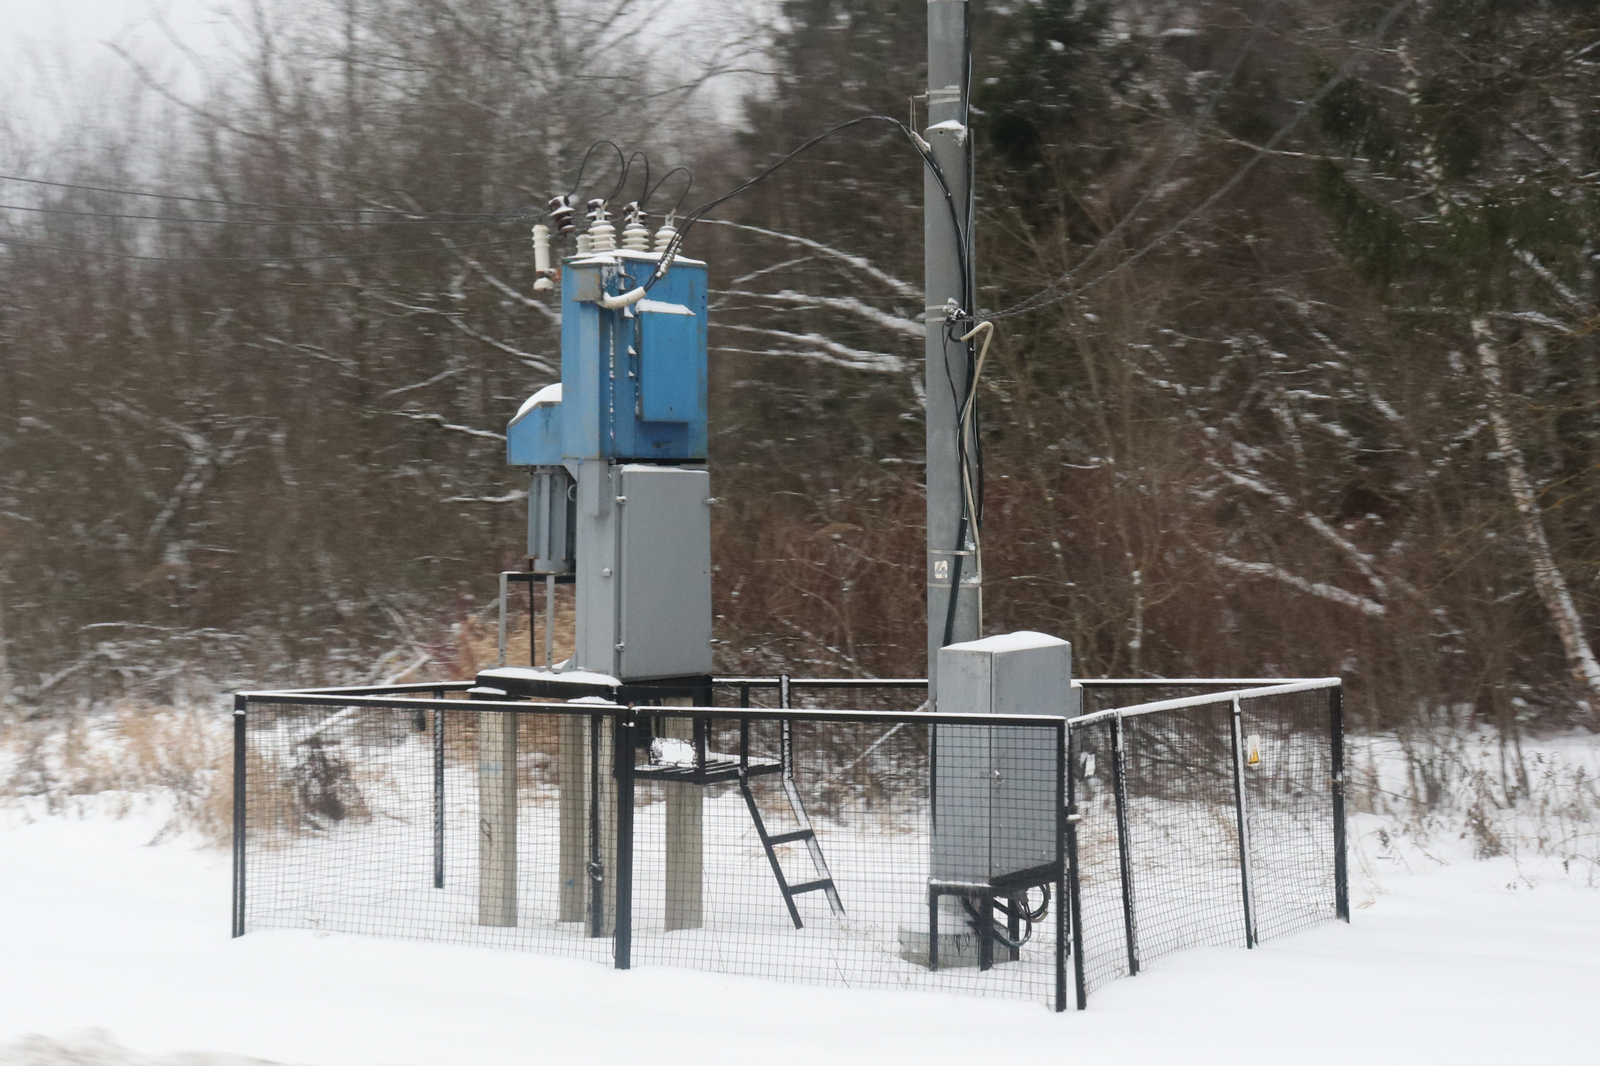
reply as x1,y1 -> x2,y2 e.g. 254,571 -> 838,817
231,0 -> 1349,1012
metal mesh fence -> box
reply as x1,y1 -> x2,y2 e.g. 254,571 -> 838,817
1065,718 -> 1130,995
241,699 -> 615,966
1065,682 -> 1343,1005
1238,689 -> 1340,942
237,696 -> 1067,1008
233,678 -> 1343,1012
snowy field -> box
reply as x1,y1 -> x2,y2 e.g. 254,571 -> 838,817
0,798 -> 1595,1066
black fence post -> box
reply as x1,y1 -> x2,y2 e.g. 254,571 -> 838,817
1066,725 -> 1087,1010
614,712 -> 636,970
433,691 -> 445,889
1055,718 -> 1068,1013
1229,697 -> 1259,948
1330,684 -> 1350,922
231,695 -> 247,938
1110,714 -> 1140,976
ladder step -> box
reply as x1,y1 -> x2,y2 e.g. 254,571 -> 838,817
787,879 -> 835,897
767,829 -> 815,846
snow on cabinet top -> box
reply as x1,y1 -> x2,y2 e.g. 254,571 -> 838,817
477,665 -> 623,688
512,382 -> 562,422
636,299 -> 692,315
943,631 -> 1068,653
567,249 -> 706,268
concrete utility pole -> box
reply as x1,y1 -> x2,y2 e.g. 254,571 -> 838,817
925,0 -> 980,703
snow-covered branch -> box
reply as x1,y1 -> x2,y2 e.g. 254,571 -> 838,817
698,219 -> 922,301
1210,553 -> 1388,617
389,412 -> 506,441
714,324 -> 907,373
716,289 -> 923,339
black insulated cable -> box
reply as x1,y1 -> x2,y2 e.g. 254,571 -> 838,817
567,141 -> 628,202
643,116 -> 967,296
641,167 -> 693,218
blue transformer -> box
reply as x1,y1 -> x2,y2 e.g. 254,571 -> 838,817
504,249 -> 713,682
507,250 -> 708,467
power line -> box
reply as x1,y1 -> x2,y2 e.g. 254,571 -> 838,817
0,235 -> 529,264
0,173 -> 515,219
646,116 -> 966,296
0,201 -> 533,228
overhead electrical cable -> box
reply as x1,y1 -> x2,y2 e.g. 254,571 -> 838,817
644,116 -> 967,295
0,172 -> 515,219
642,166 -> 693,217
0,201 -> 534,227
0,234 -> 529,263
566,140 -> 628,202
622,151 -> 651,205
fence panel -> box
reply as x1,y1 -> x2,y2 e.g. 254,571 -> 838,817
1237,689 -> 1339,943
241,700 -> 617,966
1067,680 -> 1342,1006
622,714 -> 1061,1003
236,679 -> 1340,1012
1067,717 -> 1132,995
1118,703 -> 1249,965
238,697 -> 1066,1008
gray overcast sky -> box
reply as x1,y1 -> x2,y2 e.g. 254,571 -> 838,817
3,0 -> 238,135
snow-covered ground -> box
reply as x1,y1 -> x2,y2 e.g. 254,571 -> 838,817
0,799 -> 1595,1066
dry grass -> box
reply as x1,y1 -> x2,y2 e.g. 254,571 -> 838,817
0,702 -> 232,843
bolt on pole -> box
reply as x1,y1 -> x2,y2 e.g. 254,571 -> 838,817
925,0 -> 980,704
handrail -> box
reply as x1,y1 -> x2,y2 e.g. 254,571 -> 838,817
1067,678 -> 1341,726
235,689 -> 1066,729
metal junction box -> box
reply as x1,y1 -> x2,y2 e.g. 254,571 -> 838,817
933,632 -> 1072,887
572,463 -> 713,681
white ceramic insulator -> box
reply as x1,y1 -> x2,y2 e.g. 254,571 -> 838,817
532,224 -> 554,290
588,219 -> 616,253
575,232 -> 593,256
652,223 -> 677,254
622,220 -> 650,252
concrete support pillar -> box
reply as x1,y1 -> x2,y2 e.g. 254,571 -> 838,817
594,715 -> 617,936
662,711 -> 703,931
477,711 -> 518,926
558,714 -> 587,922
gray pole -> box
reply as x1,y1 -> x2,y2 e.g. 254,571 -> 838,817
926,0 -> 979,703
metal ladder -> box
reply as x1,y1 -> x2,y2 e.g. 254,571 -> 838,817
737,707 -> 845,929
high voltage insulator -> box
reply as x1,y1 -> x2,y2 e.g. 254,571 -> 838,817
620,203 -> 650,252
586,198 -> 616,253
549,194 -> 576,234
652,219 -> 677,255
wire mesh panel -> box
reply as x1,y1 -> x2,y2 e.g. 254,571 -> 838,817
1066,680 -> 1342,1006
1068,718 -> 1131,995
239,697 -> 1067,1009
236,681 -> 1339,1012
241,700 -> 617,966
1238,689 -> 1338,942
626,714 -> 1064,1005
1118,702 -> 1248,964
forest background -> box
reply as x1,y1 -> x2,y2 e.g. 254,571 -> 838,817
4,0 -> 1600,828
